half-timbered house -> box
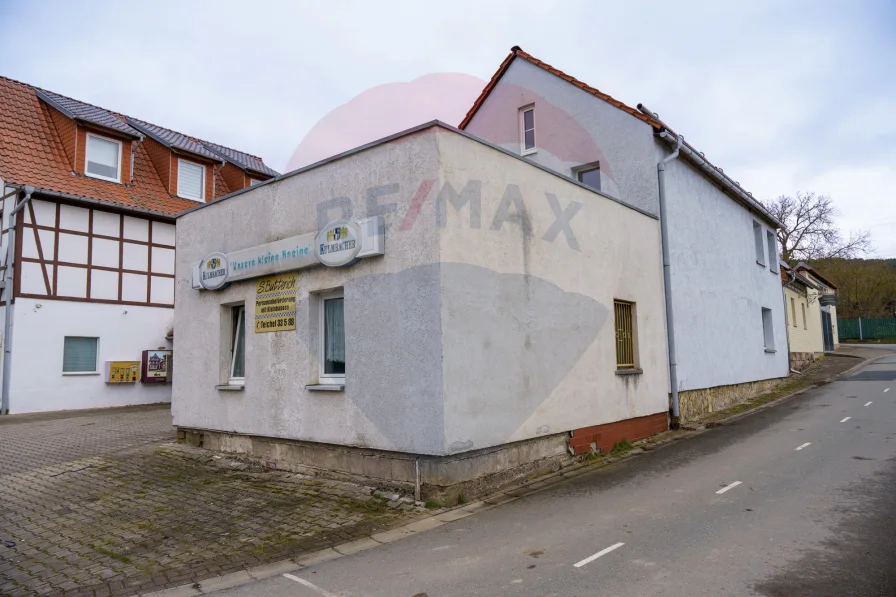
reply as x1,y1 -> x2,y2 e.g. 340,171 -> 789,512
0,76 -> 278,413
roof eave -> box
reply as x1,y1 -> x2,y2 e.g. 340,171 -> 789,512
5,183 -> 179,221
653,127 -> 782,229
126,118 -> 223,164
36,90 -> 142,140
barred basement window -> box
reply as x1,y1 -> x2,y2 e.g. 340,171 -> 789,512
614,300 -> 636,369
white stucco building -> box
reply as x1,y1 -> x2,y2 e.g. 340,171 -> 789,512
0,76 -> 277,414
461,47 -> 790,421
173,122 -> 671,500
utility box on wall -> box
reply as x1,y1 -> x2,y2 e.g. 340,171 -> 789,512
106,361 -> 140,383
141,349 -> 172,384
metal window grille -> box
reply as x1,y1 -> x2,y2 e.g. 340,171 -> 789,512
614,301 -> 635,368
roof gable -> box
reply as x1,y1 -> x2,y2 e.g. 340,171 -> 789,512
459,46 -> 662,130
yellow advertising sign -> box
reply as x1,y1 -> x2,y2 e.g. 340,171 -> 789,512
255,273 -> 297,333
109,361 -> 140,383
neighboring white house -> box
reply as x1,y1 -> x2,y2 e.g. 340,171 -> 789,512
0,76 -> 277,414
461,47 -> 790,421
173,121 -> 671,501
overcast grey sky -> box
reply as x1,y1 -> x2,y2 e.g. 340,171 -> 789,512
1,0 -> 893,256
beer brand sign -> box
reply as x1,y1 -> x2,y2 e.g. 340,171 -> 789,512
315,220 -> 361,267
193,217 -> 384,290
199,252 -> 229,290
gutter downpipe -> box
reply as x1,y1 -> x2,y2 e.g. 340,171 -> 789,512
2,186 -> 34,415
658,135 -> 683,424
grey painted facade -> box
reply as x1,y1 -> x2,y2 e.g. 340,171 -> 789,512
465,59 -> 660,215
173,124 -> 669,457
464,57 -> 790,393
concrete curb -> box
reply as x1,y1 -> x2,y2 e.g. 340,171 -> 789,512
138,351 -> 889,597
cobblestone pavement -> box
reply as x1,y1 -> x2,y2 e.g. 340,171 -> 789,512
0,406 -> 423,596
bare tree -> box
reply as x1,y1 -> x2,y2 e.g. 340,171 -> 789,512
759,192 -> 872,262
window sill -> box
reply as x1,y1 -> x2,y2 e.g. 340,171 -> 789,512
756,260 -> 767,267
764,348 -> 777,353
84,173 -> 122,185
62,371 -> 100,376
306,384 -> 345,392
215,384 -> 245,391
615,368 -> 643,376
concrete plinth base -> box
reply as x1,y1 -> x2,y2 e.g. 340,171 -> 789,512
177,429 -> 572,504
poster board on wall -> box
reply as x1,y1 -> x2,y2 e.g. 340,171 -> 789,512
254,273 -> 297,333
141,349 -> 172,384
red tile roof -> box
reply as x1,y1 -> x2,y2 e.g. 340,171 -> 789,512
459,46 -> 662,130
0,76 -> 276,216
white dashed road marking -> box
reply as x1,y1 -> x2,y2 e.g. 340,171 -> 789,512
865,401 -> 873,407
840,417 -> 851,423
715,481 -> 742,495
795,442 -> 811,451
574,542 -> 625,568
283,573 -> 340,597
884,388 -> 890,393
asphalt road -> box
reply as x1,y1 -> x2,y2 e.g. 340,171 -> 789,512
212,353 -> 896,597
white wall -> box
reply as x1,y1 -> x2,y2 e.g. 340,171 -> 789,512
464,61 -> 790,392
464,58 -> 660,216
661,147 -> 790,390
8,297 -> 172,413
436,131 -> 668,453
173,124 -> 669,456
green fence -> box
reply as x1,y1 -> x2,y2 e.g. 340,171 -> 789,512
838,318 -> 896,340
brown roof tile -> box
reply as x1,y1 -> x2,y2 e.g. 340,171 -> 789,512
0,76 -> 275,216
459,46 -> 662,130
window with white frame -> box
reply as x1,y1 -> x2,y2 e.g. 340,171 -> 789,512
85,134 -> 122,182
63,336 -> 98,373
753,221 -> 765,266
761,307 -> 775,351
249,178 -> 262,186
229,306 -> 246,384
177,159 -> 206,201
320,290 -> 345,385
767,230 -> 778,272
519,106 -> 535,155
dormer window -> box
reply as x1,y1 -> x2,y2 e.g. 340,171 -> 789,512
177,159 -> 205,201
249,178 -> 262,186
85,133 -> 122,182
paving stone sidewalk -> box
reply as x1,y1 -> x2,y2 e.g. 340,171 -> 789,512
0,405 -> 423,596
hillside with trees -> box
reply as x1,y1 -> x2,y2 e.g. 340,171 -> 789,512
807,258 -> 896,319
759,192 -> 894,319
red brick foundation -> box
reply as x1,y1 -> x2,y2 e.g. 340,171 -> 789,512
568,412 -> 669,455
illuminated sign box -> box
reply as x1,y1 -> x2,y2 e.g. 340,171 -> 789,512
191,217 -> 384,290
